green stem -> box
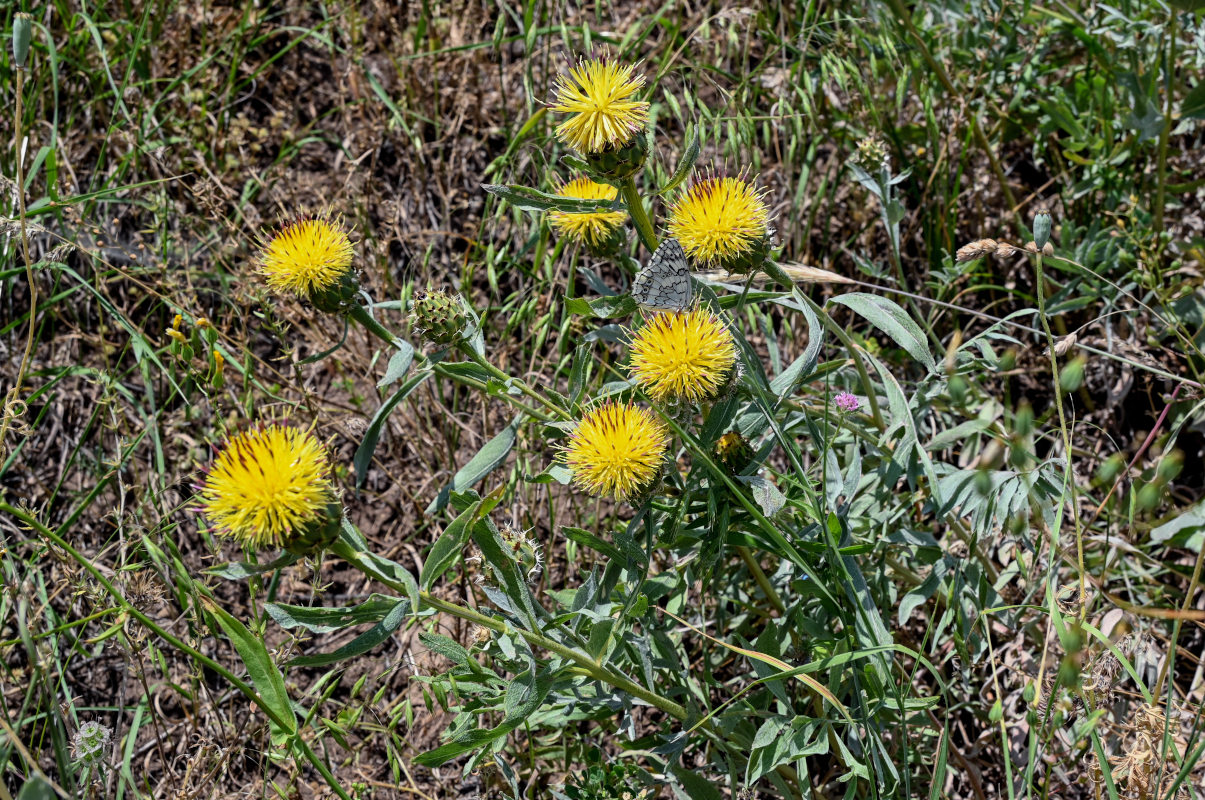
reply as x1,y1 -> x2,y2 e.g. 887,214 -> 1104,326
4,504 -> 352,800
347,303 -> 562,422
1153,12 -> 1177,238
0,66 -> 37,456
798,294 -> 886,431
417,592 -> 689,721
620,177 -> 658,253
883,0 -> 1021,230
736,545 -> 786,615
458,344 -> 572,421
1033,253 -> 1085,615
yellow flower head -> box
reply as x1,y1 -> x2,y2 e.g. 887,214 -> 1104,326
200,425 -> 335,550
667,174 -> 771,268
548,176 -> 627,247
628,308 -> 739,403
563,402 -> 668,501
255,214 -> 354,298
551,54 -> 649,154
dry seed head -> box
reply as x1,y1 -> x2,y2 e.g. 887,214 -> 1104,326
955,239 -> 999,263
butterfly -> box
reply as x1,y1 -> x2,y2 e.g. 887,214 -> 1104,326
631,237 -> 693,312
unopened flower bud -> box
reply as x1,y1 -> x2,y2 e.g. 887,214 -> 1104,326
211,350 -> 226,389
715,431 -> 754,475
12,13 -> 32,70
1033,209 -> 1052,249
411,289 -> 469,347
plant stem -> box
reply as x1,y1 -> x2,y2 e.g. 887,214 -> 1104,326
737,545 -> 786,615
1033,253 -> 1086,615
347,303 -> 563,422
883,0 -> 1022,230
1153,13 -> 1177,238
620,177 -> 658,253
5,504 -> 352,800
417,591 -> 689,721
0,66 -> 37,456
1153,543 -> 1205,700
458,344 -> 572,421
797,294 -> 886,431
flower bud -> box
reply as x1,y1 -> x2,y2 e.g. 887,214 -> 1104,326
411,289 -> 469,347
584,132 -> 648,182
211,350 -> 226,389
715,431 -> 754,475
1059,355 -> 1087,394
1033,209 -> 1052,249
285,500 -> 343,556
12,13 -> 32,70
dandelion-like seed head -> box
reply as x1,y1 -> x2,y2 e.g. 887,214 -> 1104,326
628,308 -> 739,403
563,402 -> 669,501
551,53 -> 650,155
200,425 -> 336,551
668,173 -> 771,270
255,214 -> 356,303
548,176 -> 627,250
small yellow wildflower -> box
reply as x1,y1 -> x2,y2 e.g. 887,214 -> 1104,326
628,309 -> 738,403
255,214 -> 354,299
563,402 -> 668,501
668,174 -> 771,268
551,55 -> 649,154
200,425 -> 335,550
548,176 -> 627,248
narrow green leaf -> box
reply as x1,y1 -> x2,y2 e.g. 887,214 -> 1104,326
355,369 -> 432,488
206,551 -> 300,580
930,727 -> 949,800
421,497 -> 486,589
831,293 -> 935,372
565,294 -> 640,319
376,342 -> 415,389
289,600 -> 409,667
482,183 -> 621,213
266,595 -> 401,634
659,126 -> 700,194
426,417 -> 519,514
202,598 -> 296,742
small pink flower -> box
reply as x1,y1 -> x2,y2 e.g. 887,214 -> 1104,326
835,392 -> 860,413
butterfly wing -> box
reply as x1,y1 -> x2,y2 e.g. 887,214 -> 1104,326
632,237 -> 693,312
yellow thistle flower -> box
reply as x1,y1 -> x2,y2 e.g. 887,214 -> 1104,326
548,176 -> 627,247
200,425 -> 335,550
551,55 -> 649,154
668,174 -> 771,268
563,402 -> 668,501
255,215 -> 355,299
628,309 -> 739,403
